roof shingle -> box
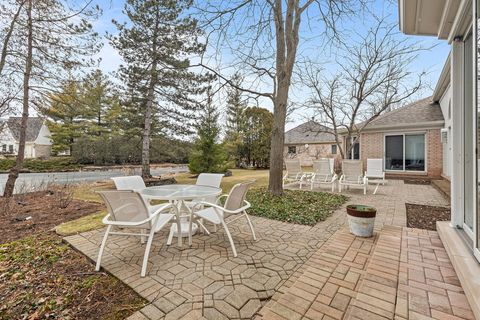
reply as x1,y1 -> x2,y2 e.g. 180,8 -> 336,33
285,121 -> 335,144
4,117 -> 44,142
360,97 -> 444,131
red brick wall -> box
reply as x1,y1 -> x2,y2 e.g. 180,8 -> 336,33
426,129 -> 443,177
284,143 -> 342,166
356,129 -> 443,178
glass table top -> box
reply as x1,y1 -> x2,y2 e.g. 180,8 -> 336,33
141,184 -> 222,200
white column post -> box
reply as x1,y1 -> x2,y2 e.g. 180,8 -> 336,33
450,40 -> 464,228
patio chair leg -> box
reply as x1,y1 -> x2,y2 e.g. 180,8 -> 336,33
197,219 -> 210,235
141,227 -> 157,277
221,221 -> 237,257
244,211 -> 256,240
140,229 -> 146,244
95,225 -> 112,272
166,227 -> 174,245
188,214 -> 193,246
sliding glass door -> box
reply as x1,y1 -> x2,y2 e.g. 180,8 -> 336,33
385,134 -> 425,172
405,135 -> 426,171
385,135 -> 403,170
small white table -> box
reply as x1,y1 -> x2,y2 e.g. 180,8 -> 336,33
141,185 -> 222,246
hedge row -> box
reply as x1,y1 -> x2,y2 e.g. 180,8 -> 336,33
0,157 -> 81,172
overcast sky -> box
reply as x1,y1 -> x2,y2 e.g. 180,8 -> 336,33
91,0 -> 450,131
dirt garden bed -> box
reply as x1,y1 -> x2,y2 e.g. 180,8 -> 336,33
0,232 -> 146,319
406,203 -> 451,230
0,188 -> 147,319
0,190 -> 103,244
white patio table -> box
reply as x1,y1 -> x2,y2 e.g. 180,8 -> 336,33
141,184 -> 222,246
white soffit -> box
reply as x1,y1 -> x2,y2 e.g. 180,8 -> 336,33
399,0 -> 461,39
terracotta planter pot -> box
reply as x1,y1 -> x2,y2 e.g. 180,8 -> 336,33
346,205 -> 377,237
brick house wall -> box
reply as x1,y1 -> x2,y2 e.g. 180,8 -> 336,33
284,143 -> 341,166
356,128 -> 443,178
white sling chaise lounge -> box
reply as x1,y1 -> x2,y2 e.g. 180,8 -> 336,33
339,160 -> 368,195
283,159 -> 309,188
95,190 -> 175,277
188,181 -> 256,257
310,159 -> 338,192
365,158 -> 387,194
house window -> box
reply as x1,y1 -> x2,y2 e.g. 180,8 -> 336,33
385,134 -> 425,171
8,145 -> 13,153
288,146 -> 296,154
1,145 -> 5,153
331,144 -> 337,154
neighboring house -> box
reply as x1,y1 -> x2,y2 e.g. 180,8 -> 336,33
339,97 -> 445,178
284,121 -> 340,166
400,0 -> 480,316
0,117 -> 52,159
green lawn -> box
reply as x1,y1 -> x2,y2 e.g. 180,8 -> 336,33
59,168 -> 336,235
175,168 -> 269,192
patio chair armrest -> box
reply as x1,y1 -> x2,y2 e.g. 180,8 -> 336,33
195,200 -> 251,214
215,194 -> 229,204
102,203 -> 173,226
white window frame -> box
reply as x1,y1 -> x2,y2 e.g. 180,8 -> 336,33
383,132 -> 428,173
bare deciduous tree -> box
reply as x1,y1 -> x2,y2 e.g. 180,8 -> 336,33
304,19 -> 428,159
2,0 -> 101,197
196,0 -> 364,195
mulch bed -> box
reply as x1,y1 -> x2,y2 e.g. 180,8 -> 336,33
0,232 -> 146,319
404,179 -> 431,185
406,203 -> 451,231
0,190 -> 146,319
0,191 -> 103,244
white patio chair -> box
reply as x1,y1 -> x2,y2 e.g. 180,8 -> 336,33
111,175 -> 168,214
365,159 -> 386,184
310,159 -> 338,192
283,159 -> 309,188
188,180 -> 256,257
193,173 -> 224,202
339,160 -> 368,195
179,173 -> 224,237
111,175 -> 146,191
95,190 -> 175,277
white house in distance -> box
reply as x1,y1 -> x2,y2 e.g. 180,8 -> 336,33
399,0 -> 480,317
0,117 -> 52,159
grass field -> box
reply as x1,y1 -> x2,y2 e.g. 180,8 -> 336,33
175,169 -> 269,192
57,169 -> 269,236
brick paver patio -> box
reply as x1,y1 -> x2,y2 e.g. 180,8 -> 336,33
64,180 -> 452,319
257,226 -> 474,320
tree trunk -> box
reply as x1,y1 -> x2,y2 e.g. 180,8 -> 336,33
142,85 -> 154,179
141,10 -> 160,179
268,86 -> 288,195
3,0 -> 33,197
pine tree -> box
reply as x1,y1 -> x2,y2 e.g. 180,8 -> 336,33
82,69 -> 112,136
189,91 -> 227,174
111,0 -> 212,178
224,73 -> 246,167
41,79 -> 88,155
